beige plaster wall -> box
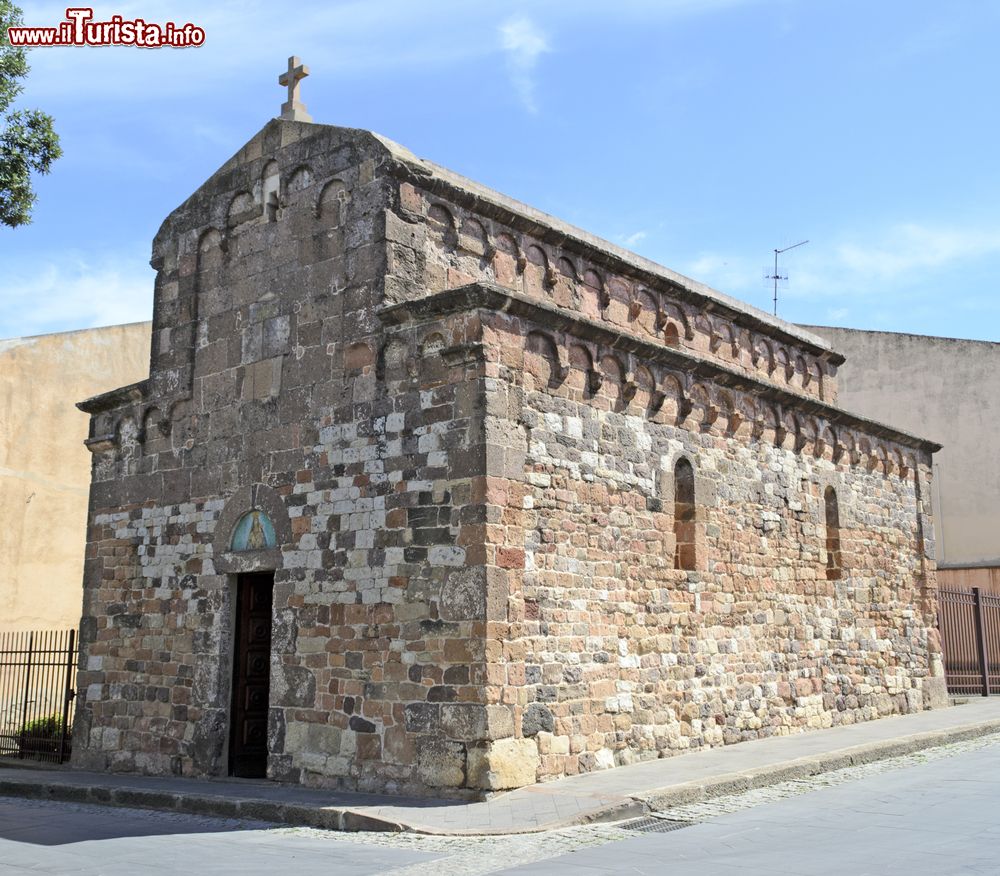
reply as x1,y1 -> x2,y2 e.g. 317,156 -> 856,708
0,323 -> 151,632
803,326 -> 1000,569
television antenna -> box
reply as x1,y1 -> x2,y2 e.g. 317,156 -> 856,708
764,240 -> 809,316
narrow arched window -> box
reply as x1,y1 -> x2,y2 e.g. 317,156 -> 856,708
674,458 -> 696,570
824,486 -> 842,580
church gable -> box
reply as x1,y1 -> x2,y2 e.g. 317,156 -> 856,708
146,122 -> 395,412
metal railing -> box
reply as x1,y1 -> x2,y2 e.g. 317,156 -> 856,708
938,587 -> 1000,696
0,630 -> 77,763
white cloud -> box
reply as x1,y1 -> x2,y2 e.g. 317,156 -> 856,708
622,230 -> 648,248
499,16 -> 550,113
0,249 -> 153,339
832,224 -> 1000,285
679,222 -> 1000,305
679,251 -> 759,298
667,221 -> 1000,332
14,0 -> 772,111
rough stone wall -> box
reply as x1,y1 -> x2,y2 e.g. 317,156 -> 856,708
74,316 -> 496,794
479,306 -> 943,780
72,124 -> 510,795
372,284 -> 946,789
72,119 -> 945,797
375,175 -> 946,783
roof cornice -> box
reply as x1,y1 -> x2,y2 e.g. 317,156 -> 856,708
378,283 -> 940,453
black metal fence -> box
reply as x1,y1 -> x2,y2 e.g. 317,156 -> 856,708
938,587 -> 1000,696
0,630 -> 76,763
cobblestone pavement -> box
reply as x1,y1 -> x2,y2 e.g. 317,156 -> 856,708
3,731 -> 1000,875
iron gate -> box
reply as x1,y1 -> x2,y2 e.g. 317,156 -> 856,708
938,587 -> 1000,696
0,630 -> 76,763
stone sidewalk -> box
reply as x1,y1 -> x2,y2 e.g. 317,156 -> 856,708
3,698 -> 1000,836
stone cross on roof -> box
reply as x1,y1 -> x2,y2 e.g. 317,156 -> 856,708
278,56 -> 312,123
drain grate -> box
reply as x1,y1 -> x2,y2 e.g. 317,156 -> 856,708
622,816 -> 695,834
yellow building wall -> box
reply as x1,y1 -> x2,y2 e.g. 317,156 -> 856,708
0,323 -> 151,632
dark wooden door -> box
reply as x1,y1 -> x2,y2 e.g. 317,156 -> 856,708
229,572 -> 273,778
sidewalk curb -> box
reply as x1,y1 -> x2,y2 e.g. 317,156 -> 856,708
631,718 -> 1000,812
0,778 -> 409,833
396,798 -> 652,837
2,716 -> 999,835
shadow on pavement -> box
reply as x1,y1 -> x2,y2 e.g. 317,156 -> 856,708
0,796 -> 272,846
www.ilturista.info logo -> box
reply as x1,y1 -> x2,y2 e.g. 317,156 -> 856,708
7,7 -> 205,47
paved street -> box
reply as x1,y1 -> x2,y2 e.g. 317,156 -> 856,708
502,741 -> 1000,876
0,799 -> 443,874
1,736 -> 998,874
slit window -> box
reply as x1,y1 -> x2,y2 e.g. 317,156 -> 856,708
824,486 -> 842,580
674,458 -> 696,571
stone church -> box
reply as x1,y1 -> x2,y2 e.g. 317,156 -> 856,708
72,64 -> 946,796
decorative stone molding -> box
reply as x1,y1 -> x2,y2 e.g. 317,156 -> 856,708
389,159 -> 842,396
211,483 -> 292,574
377,282 -> 940,460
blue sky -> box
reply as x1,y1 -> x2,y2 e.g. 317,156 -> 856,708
2,0 -> 998,341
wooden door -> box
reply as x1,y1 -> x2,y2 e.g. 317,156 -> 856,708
229,572 -> 273,778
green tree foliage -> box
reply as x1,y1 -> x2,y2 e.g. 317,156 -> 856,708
0,0 -> 61,227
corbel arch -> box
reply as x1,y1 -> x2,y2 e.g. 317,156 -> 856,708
660,300 -> 694,341
525,330 -> 567,388
567,343 -> 597,396
197,227 -> 225,270
316,178 -> 348,224
658,371 -> 686,424
427,202 -> 458,250
227,191 -> 257,230
583,269 -> 609,310
286,164 -> 313,196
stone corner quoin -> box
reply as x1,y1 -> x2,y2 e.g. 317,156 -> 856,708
71,117 -> 947,798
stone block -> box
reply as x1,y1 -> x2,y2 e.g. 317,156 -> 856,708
466,738 -> 539,791
284,721 -> 342,757
521,703 -> 554,737
439,566 -> 487,621
404,703 -> 440,733
438,703 -> 514,741
416,738 -> 466,788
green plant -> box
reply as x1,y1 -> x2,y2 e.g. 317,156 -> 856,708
0,0 -> 63,226
20,714 -> 63,738
18,713 -> 69,757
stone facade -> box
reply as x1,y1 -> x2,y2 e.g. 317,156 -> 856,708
72,119 -> 946,797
